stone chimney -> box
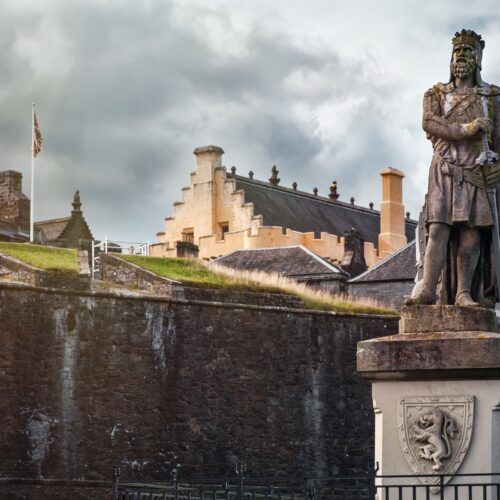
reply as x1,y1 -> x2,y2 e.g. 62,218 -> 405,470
193,145 -> 224,183
341,228 -> 367,277
0,170 -> 30,230
378,167 -> 407,257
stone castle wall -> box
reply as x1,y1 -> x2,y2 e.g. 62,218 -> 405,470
0,282 -> 397,490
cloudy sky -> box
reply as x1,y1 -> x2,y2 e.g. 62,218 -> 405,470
1,0 -> 500,242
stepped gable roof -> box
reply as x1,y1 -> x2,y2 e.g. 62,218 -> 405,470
35,191 -> 93,245
35,217 -> 70,241
232,175 -> 417,248
349,240 -> 416,283
212,245 -> 346,277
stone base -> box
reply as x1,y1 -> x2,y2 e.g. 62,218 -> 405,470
399,304 -> 496,334
357,304 -> 500,493
357,305 -> 500,379
372,379 -> 500,490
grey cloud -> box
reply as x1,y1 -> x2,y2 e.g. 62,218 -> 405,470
0,0 -> 499,242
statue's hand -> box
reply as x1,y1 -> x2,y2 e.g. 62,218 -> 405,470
484,161 -> 500,187
463,117 -> 493,137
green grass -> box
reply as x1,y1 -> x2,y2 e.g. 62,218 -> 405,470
120,255 -> 278,292
120,255 -> 397,316
0,242 -> 79,275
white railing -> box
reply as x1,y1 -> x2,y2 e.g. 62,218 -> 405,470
91,237 -> 150,278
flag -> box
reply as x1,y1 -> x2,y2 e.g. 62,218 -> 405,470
33,112 -> 43,157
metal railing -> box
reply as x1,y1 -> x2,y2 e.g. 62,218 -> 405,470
91,237 -> 150,278
112,466 -> 500,500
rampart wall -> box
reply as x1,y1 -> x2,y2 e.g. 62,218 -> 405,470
0,282 -> 397,496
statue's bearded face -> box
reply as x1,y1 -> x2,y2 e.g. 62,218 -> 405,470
450,44 -> 476,80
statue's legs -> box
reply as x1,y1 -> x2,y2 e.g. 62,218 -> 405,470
455,226 -> 480,306
415,222 -> 451,303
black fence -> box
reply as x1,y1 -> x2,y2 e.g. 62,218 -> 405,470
113,465 -> 500,500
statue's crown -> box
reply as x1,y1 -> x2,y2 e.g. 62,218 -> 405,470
452,29 -> 485,50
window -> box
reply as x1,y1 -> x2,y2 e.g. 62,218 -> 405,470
182,230 -> 194,244
219,223 -> 229,240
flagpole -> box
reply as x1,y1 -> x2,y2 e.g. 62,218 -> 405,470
30,103 -> 35,242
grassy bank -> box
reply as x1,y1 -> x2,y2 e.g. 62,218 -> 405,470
120,255 -> 397,316
0,242 -> 79,274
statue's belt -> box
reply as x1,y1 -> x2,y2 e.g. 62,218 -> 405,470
440,160 -> 486,189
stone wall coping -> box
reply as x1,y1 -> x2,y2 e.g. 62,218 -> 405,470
101,253 -> 181,284
0,252 -> 42,272
0,280 -> 398,321
0,478 -> 111,488
357,330 -> 500,379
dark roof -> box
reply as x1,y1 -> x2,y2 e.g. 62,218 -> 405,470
0,218 -> 29,241
349,240 -> 416,282
212,245 -> 346,276
233,176 -> 417,248
35,217 -> 70,241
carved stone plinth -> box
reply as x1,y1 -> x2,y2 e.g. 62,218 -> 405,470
357,305 -> 500,494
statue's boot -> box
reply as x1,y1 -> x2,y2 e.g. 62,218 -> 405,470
403,289 -> 436,306
455,291 -> 479,307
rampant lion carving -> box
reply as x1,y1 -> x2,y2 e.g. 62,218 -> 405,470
412,409 -> 458,471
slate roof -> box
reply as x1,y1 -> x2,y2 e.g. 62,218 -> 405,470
349,240 -> 416,283
35,217 -> 71,241
233,176 -> 417,248
0,218 -> 29,241
212,245 -> 346,277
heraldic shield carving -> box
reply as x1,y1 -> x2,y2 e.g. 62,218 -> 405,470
398,396 -> 474,489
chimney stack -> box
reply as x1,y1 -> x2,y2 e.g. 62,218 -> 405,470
378,167 -> 407,257
193,145 -> 224,183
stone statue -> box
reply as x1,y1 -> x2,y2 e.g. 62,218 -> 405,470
408,30 -> 500,306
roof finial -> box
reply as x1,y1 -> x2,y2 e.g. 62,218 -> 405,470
329,180 -> 339,201
269,165 -> 280,186
350,197 -> 355,205
406,211 -> 410,219
292,182 -> 297,190
72,190 -> 81,211
248,170 -> 254,180
369,202 -> 374,210
230,166 -> 236,176
313,187 -> 318,196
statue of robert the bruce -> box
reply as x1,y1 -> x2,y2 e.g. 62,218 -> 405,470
407,30 -> 500,307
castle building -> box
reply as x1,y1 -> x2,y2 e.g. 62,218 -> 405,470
151,145 -> 417,271
0,169 -> 93,251
0,170 -> 30,241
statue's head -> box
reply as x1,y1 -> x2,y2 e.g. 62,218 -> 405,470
450,29 -> 485,85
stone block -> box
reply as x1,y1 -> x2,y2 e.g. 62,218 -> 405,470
399,304 -> 496,334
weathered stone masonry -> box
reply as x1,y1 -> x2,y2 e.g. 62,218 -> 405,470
0,282 -> 397,488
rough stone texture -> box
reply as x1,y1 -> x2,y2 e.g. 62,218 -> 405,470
99,252 -> 177,294
0,170 -> 30,230
0,282 -> 396,491
399,304 -> 496,333
0,252 -> 90,290
348,280 -> 414,309
357,305 -> 500,379
0,479 -> 111,500
100,252 -> 305,308
357,330 -> 500,379
0,253 -> 39,285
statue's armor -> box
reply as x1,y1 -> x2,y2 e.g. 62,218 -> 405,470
423,82 -> 500,228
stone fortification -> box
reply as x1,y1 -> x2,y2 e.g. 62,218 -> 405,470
0,281 -> 396,498
99,253 -> 304,307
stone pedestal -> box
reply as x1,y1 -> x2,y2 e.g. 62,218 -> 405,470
357,305 -> 500,497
